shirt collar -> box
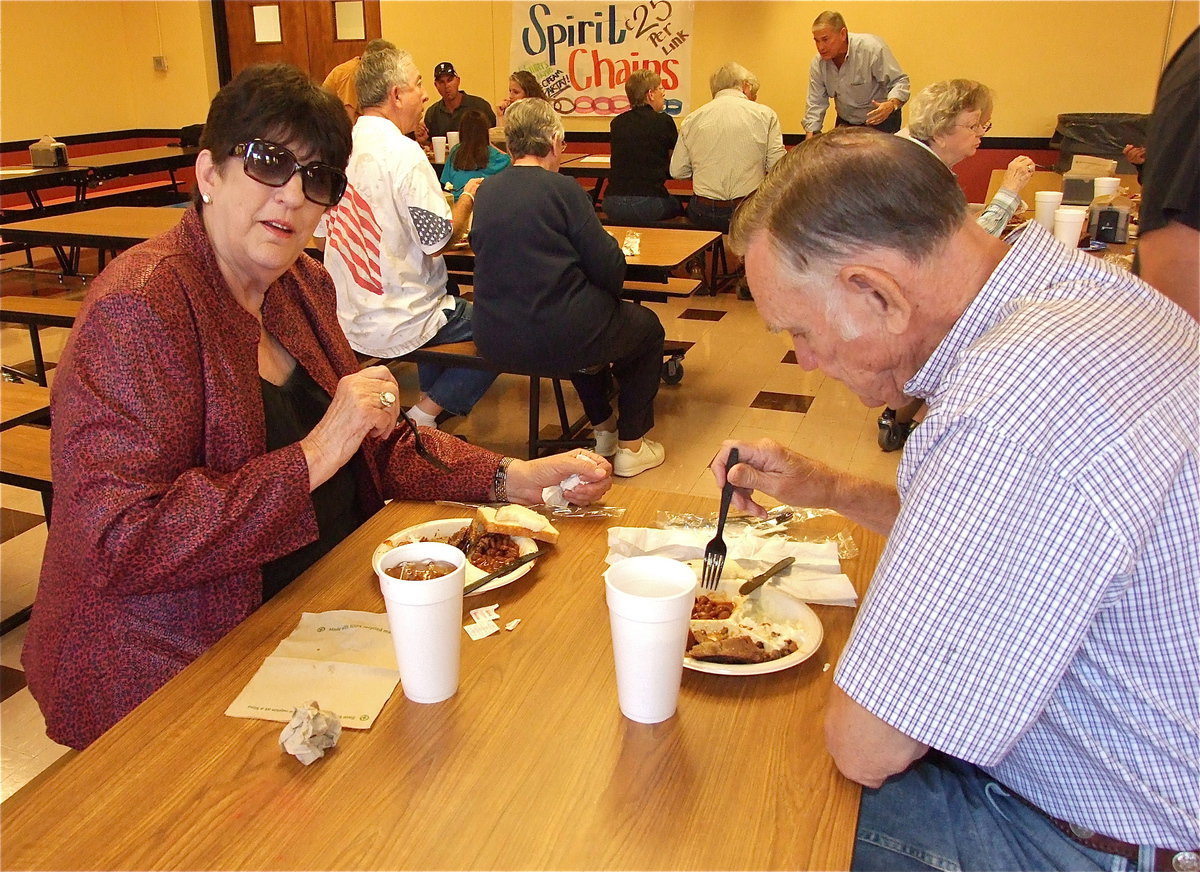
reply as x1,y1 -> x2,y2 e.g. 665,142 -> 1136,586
904,223 -> 1063,400
714,87 -> 748,101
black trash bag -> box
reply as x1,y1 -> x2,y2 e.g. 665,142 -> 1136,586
1050,113 -> 1150,172
178,123 -> 205,148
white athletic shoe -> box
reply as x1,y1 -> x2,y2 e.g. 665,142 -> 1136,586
593,429 -> 618,457
613,439 -> 666,477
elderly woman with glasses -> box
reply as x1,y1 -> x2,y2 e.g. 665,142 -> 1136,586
877,79 -> 1039,453
471,98 -> 668,477
905,79 -> 1036,236
23,64 -> 611,751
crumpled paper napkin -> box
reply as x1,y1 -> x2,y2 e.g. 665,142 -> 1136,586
606,526 -> 858,606
279,701 -> 341,765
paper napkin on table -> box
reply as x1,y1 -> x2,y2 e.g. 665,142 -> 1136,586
606,527 -> 858,606
226,610 -> 399,728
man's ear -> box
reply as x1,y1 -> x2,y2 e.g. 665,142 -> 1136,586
837,264 -> 913,335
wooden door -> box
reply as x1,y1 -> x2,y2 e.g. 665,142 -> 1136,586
215,0 -> 382,84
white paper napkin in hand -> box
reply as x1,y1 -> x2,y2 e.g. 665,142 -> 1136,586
606,527 -> 858,606
541,473 -> 583,508
226,611 -> 400,728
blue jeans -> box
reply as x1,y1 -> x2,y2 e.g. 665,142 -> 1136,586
854,753 -> 1138,872
417,296 -> 497,417
603,194 -> 682,226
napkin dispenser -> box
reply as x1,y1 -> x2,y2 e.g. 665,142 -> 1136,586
1062,174 -> 1095,205
1089,204 -> 1130,243
29,135 -> 68,168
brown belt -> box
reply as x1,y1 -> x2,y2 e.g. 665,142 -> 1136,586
1011,790 -> 1199,871
691,195 -> 746,208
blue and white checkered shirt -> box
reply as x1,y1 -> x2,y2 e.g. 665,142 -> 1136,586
836,222 -> 1199,849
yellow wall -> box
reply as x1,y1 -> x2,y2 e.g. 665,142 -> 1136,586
1,1 -> 1195,141
0,0 -> 218,141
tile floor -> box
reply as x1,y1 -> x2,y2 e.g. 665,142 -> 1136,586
0,245 -> 901,799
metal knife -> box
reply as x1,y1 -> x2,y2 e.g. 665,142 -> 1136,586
463,548 -> 548,595
738,557 -> 795,596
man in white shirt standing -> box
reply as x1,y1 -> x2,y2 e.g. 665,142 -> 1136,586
804,10 -> 909,137
321,46 -> 496,429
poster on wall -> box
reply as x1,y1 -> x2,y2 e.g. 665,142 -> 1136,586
510,1 -> 693,119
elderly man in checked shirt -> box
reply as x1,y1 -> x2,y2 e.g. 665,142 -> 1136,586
712,127 -> 1199,871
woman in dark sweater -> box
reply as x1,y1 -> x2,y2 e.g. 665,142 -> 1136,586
471,98 -> 667,477
604,69 -> 681,225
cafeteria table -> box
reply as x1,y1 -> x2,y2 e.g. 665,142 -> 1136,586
0,165 -> 89,215
444,223 -> 721,286
70,146 -> 199,188
0,380 -> 51,430
0,483 -> 879,870
0,205 -> 185,275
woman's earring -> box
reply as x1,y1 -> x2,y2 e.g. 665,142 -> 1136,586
200,192 -> 212,204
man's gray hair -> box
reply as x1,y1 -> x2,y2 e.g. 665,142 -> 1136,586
504,97 -> 564,159
908,79 -> 994,143
356,46 -> 414,109
363,38 -> 395,56
730,127 -> 966,278
813,10 -> 847,31
710,62 -> 754,97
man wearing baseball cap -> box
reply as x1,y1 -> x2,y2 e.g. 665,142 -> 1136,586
425,61 -> 497,137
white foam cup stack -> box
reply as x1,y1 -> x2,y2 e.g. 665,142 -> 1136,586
604,556 -> 697,724
432,136 -> 448,162
1053,206 -> 1089,248
1092,176 -> 1120,198
1034,191 -> 1064,231
446,131 -> 461,148
378,542 -> 465,704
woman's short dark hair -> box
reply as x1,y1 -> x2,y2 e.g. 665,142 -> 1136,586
195,63 -> 351,210
453,110 -> 492,171
510,70 -> 547,101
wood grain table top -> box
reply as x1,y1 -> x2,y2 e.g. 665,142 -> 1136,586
1,484 -> 879,870
0,381 -> 51,430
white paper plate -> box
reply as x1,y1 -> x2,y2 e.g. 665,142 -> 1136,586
373,518 -> 537,596
684,601 -> 824,676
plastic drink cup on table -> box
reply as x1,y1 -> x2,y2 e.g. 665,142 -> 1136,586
1092,176 -> 1120,197
1054,206 -> 1089,248
1035,190 -> 1064,231
604,556 -> 697,724
432,137 -> 448,162
378,541 -> 465,703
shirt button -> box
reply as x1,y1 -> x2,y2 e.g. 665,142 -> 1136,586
1172,851 -> 1200,872
1069,824 -> 1096,840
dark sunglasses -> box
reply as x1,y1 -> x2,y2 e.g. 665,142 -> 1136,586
229,139 -> 347,207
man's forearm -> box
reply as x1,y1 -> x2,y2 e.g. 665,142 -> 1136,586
827,469 -> 901,536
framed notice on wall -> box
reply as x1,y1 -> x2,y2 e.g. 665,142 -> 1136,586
510,1 -> 694,118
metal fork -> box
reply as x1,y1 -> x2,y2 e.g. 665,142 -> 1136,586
397,407 -> 454,473
701,447 -> 739,591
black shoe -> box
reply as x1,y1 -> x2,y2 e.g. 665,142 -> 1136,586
735,278 -> 753,300
877,408 -> 917,452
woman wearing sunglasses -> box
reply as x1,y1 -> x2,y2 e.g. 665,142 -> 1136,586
23,64 -> 611,751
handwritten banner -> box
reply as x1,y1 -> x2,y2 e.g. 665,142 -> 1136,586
510,1 -> 693,118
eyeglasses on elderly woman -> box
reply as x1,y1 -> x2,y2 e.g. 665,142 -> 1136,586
230,139 -> 348,207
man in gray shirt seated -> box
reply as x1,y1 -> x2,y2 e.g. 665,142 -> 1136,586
804,10 -> 909,136
424,61 -> 497,138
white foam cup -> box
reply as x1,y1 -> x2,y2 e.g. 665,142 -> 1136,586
604,556 -> 697,724
1053,206 -> 1088,248
1034,191 -> 1063,231
1092,176 -> 1120,198
446,131 -> 461,148
432,136 -> 448,162
378,541 -> 465,704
